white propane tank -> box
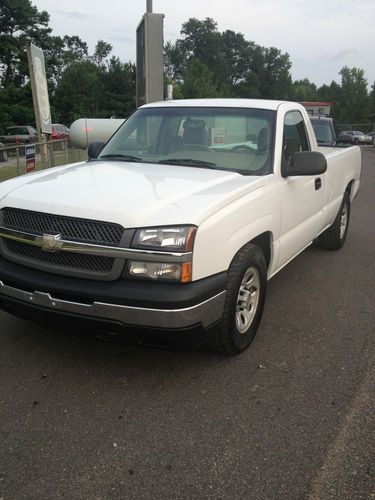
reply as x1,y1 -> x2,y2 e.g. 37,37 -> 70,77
69,118 -> 126,150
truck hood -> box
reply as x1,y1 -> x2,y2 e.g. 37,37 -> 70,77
0,161 -> 265,227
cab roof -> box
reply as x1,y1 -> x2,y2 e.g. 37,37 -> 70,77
141,98 -> 293,111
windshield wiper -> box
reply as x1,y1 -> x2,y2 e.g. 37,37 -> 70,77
158,158 -> 217,169
99,154 -> 143,162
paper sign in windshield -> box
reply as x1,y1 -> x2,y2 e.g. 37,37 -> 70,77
212,128 -> 227,145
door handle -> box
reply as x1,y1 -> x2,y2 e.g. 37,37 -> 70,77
315,178 -> 322,190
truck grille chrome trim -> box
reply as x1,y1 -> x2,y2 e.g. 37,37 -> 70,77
0,280 -> 225,329
0,226 -> 192,263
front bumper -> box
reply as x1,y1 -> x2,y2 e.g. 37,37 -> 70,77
0,256 -> 227,332
0,280 -> 225,330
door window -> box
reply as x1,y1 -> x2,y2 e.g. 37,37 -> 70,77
283,111 -> 310,165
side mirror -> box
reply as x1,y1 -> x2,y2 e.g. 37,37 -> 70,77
282,151 -> 327,177
87,141 -> 104,160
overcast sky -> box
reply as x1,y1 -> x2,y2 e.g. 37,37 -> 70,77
32,0 -> 375,88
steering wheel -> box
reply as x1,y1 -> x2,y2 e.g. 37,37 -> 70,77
231,145 -> 253,153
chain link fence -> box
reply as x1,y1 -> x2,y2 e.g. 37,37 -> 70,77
0,139 -> 87,183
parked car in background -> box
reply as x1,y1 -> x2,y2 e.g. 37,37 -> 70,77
337,130 -> 372,145
367,131 -> 375,145
52,124 -> 70,142
0,126 -> 38,146
51,124 -> 70,150
309,115 -> 338,146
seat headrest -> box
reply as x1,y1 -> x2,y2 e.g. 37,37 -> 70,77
257,127 -> 270,153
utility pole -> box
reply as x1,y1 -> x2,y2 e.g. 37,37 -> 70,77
136,1 -> 164,107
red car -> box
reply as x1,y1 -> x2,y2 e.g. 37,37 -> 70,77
51,124 -> 70,148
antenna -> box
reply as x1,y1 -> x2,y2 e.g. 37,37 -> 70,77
146,0 -> 153,13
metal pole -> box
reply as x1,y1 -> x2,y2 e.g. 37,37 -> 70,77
146,0 -> 152,13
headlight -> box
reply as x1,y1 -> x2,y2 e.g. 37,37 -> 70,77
128,261 -> 182,281
127,225 -> 196,283
132,226 -> 196,251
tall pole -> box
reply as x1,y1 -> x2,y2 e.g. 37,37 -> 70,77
147,0 -> 152,13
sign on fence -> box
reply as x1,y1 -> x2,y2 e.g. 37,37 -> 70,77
25,145 -> 36,173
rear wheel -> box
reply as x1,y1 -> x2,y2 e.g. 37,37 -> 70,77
317,192 -> 350,250
209,243 -> 267,354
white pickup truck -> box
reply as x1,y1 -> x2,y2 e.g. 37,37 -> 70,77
0,99 -> 361,354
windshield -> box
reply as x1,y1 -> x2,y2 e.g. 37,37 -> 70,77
311,121 -> 335,144
98,107 -> 276,175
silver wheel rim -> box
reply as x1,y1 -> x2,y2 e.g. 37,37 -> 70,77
235,266 -> 260,334
340,204 -> 348,239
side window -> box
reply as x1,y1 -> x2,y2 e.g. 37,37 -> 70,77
283,111 -> 310,165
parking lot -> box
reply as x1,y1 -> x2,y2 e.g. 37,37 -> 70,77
0,148 -> 374,499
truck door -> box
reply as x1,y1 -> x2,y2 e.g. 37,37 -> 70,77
277,110 -> 325,267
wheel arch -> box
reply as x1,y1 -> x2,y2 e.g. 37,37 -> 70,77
227,231 -> 273,273
345,179 -> 354,198
249,231 -> 272,272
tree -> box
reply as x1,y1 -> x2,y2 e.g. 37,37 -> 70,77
338,66 -> 370,122
92,40 -> 112,66
292,79 -> 318,102
0,0 -> 51,87
370,82 -> 375,119
180,59 -> 221,99
53,61 -> 102,124
98,57 -> 136,118
164,18 -> 293,100
258,47 -> 293,99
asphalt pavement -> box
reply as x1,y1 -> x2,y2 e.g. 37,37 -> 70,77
0,148 -> 374,500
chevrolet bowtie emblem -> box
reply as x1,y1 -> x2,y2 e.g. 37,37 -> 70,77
40,233 -> 63,252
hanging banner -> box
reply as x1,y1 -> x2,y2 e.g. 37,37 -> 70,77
27,44 -> 52,134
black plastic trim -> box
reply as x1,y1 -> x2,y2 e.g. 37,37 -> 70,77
0,255 -> 227,310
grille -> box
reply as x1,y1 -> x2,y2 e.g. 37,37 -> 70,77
5,239 -> 113,272
1,208 -> 125,277
3,208 -> 123,246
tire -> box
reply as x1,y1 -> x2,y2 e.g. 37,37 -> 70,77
209,243 -> 267,354
317,192 -> 350,250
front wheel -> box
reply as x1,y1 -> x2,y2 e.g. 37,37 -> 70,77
209,243 -> 267,354
317,192 -> 350,250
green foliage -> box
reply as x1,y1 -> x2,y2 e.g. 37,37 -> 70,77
338,66 -> 370,122
99,57 -> 136,118
292,79 -> 318,102
180,59 -> 221,98
0,0 -> 51,87
53,60 -> 102,124
164,18 -> 293,100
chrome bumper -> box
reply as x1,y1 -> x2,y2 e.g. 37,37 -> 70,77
0,280 -> 226,330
